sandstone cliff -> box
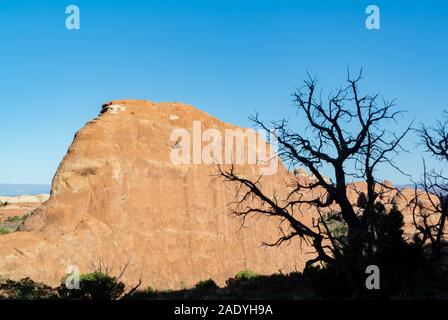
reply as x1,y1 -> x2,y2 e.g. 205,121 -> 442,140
0,100 -> 306,289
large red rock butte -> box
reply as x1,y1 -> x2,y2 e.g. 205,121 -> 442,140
0,100 -> 306,289
0,100 -> 425,288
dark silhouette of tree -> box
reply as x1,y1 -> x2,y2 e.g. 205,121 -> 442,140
220,71 -> 412,295
413,112 -> 448,262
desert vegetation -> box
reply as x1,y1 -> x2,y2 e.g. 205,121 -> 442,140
3,266 -> 448,300
0,213 -> 30,235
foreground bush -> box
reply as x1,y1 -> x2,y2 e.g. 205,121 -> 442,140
0,278 -> 57,300
58,272 -> 126,300
194,279 -> 219,290
3,266 -> 448,300
235,270 -> 259,281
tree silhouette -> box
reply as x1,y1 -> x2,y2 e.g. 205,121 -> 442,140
220,71 -> 412,294
413,112 -> 448,262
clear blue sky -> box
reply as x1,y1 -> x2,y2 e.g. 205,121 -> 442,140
1,0 -> 446,185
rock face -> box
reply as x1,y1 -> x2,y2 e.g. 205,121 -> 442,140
0,100 -> 305,289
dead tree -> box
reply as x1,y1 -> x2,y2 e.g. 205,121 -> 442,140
414,113 -> 448,261
220,71 -> 410,270
421,113 -> 448,162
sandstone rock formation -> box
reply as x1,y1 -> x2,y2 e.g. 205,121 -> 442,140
0,100 -> 432,289
0,100 -> 306,289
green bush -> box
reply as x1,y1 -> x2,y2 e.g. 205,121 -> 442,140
7,216 -> 22,223
235,270 -> 259,281
319,212 -> 348,238
194,278 -> 219,290
0,228 -> 10,235
58,272 -> 126,300
0,278 -> 57,300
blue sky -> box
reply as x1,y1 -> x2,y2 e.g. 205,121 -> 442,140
0,0 -> 446,185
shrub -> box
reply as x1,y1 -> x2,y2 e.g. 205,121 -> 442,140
143,286 -> 158,296
319,212 -> 348,238
127,286 -> 160,299
58,272 -> 125,300
194,279 -> 219,290
235,270 -> 259,281
7,216 -> 22,223
0,278 -> 57,300
0,228 -> 10,235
